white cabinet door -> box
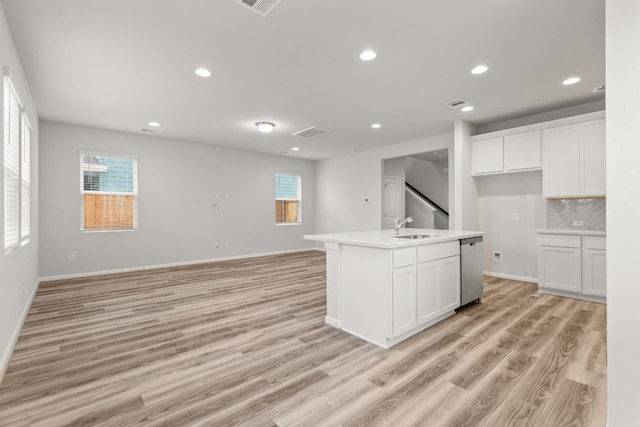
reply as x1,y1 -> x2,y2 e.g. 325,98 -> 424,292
392,265 -> 417,337
417,261 -> 439,325
417,255 -> 460,325
582,236 -> 606,297
582,119 -> 606,196
543,125 -> 581,197
538,245 -> 582,293
472,138 -> 503,175
439,256 -> 461,313
582,248 -> 606,297
504,131 -> 541,172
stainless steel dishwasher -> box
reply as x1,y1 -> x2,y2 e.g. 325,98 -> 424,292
460,236 -> 484,306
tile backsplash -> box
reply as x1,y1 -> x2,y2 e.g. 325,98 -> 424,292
547,198 -> 606,231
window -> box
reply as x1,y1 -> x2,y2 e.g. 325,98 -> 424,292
4,72 -> 30,252
275,173 -> 301,224
80,152 -> 138,231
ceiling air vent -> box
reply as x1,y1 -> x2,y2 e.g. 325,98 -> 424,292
446,99 -> 470,109
293,126 -> 330,138
232,0 -> 284,17
139,128 -> 162,134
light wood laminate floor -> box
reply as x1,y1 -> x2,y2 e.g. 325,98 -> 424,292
0,251 -> 607,426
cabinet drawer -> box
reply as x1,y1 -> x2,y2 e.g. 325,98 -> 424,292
583,236 -> 606,250
538,234 -> 581,248
417,241 -> 459,263
393,247 -> 416,268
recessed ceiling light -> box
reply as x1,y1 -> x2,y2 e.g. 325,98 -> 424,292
461,106 -> 474,112
148,121 -> 160,127
471,65 -> 488,75
195,67 -> 212,78
255,121 -> 275,133
563,77 -> 581,85
291,147 -> 300,151
360,50 -> 377,61
371,123 -> 382,129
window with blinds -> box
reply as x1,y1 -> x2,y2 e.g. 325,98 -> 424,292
80,152 -> 138,231
4,72 -> 30,252
275,173 -> 301,224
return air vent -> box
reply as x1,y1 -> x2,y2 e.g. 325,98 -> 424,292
293,126 -> 330,138
232,0 -> 284,17
139,128 -> 162,134
446,99 -> 470,109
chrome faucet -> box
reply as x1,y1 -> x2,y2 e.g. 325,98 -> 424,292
394,216 -> 413,234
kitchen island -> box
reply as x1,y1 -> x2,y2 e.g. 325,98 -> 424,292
304,228 -> 485,348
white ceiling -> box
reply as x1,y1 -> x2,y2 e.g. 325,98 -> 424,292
1,0 -> 605,160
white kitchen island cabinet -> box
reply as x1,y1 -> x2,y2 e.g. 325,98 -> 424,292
305,229 -> 484,348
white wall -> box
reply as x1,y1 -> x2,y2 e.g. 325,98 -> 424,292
477,171 -> 545,281
315,133 -> 452,234
606,0 -> 640,424
0,3 -> 40,382
39,121 -> 315,278
453,120 -> 478,231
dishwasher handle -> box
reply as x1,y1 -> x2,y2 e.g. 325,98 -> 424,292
460,236 -> 483,246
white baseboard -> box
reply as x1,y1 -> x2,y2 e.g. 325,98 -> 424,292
0,278 -> 40,386
39,248 -> 319,283
483,271 -> 538,284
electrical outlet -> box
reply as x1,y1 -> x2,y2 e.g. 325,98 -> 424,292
573,220 -> 584,226
214,242 -> 220,250
68,254 -> 76,263
513,212 -> 520,221
493,251 -> 502,262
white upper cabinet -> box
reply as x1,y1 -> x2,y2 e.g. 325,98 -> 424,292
504,131 -> 542,172
582,120 -> 606,196
543,119 -> 605,198
472,137 -> 503,175
472,131 -> 541,176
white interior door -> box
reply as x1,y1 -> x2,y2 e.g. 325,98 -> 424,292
384,175 -> 401,228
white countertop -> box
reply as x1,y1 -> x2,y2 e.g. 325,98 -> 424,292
537,229 -> 606,237
304,228 -> 485,249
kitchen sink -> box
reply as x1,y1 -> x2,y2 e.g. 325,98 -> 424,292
394,234 -> 436,239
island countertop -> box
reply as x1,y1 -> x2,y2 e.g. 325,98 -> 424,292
304,228 -> 485,249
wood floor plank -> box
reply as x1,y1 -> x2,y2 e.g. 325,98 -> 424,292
0,252 -> 607,426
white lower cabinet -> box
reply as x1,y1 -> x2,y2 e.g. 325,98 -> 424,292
391,241 -> 460,339
392,265 -> 417,337
582,237 -> 607,297
538,233 -> 606,302
416,255 -> 460,325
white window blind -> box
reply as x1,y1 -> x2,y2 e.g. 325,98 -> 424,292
80,152 -> 138,231
4,74 -> 22,251
21,115 -> 31,243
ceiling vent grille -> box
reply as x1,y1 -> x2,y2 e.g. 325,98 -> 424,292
140,128 -> 162,134
233,0 -> 284,17
293,126 -> 330,138
446,99 -> 470,109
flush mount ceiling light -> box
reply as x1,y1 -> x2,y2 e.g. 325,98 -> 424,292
291,147 -> 300,151
371,123 -> 382,129
148,121 -> 160,127
255,121 -> 275,133
461,105 -> 474,112
471,65 -> 488,75
360,50 -> 377,61
563,76 -> 581,85
195,67 -> 212,78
